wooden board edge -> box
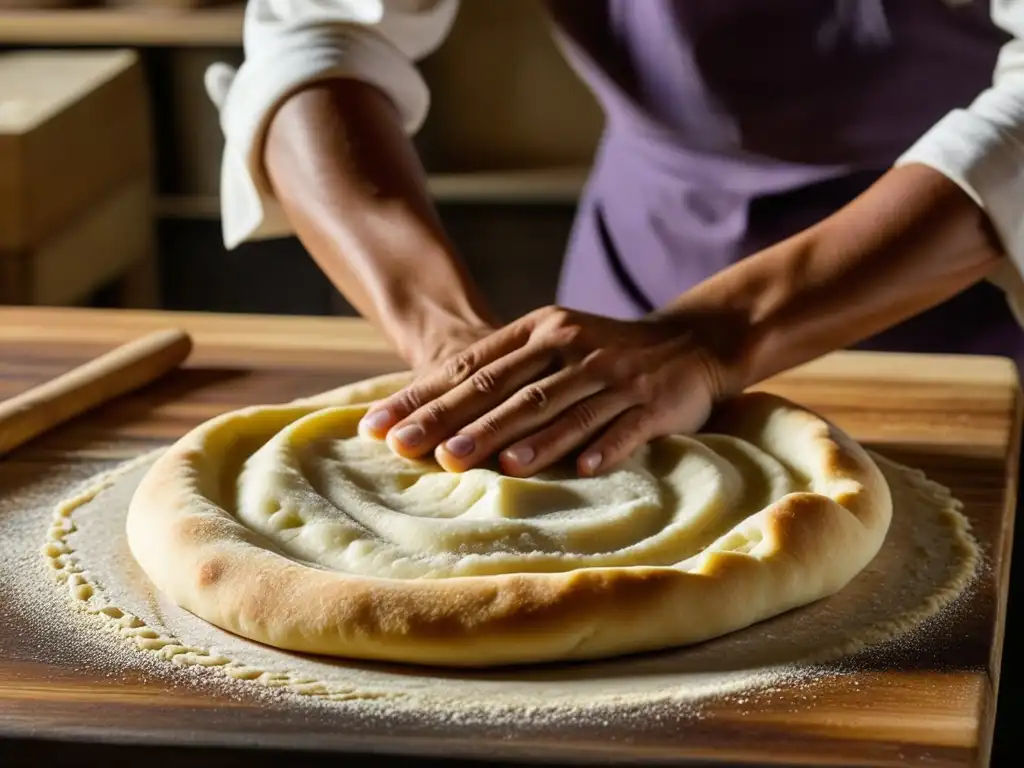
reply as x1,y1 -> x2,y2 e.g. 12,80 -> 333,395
979,374 -> 1021,767
0,306 -> 1019,388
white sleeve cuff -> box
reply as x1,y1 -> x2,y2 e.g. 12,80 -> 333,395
896,89 -> 1024,327
209,27 -> 430,249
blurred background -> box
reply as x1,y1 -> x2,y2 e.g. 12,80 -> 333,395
0,0 -> 603,320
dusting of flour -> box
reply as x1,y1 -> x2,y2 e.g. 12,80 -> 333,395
4,449 -> 980,727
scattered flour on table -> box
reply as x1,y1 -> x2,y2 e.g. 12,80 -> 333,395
0,449 -> 982,729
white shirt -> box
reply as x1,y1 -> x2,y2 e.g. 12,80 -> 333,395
204,0 -> 1024,322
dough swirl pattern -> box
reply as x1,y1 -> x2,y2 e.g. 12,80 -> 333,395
127,373 -> 892,667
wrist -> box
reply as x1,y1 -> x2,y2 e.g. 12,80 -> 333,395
385,297 -> 495,369
326,233 -> 497,367
659,164 -> 1005,400
646,307 -> 760,400
653,233 -> 824,396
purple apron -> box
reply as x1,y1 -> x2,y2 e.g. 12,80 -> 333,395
545,0 -> 1023,368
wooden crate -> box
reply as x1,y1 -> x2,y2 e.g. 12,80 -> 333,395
0,50 -> 152,251
0,49 -> 156,306
0,177 -> 156,306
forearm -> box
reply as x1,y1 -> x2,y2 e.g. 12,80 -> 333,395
665,164 -> 1005,393
264,77 -> 495,365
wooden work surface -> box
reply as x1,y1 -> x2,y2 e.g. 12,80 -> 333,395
0,306 -> 1019,768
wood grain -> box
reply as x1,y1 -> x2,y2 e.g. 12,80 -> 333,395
0,306 -> 1018,768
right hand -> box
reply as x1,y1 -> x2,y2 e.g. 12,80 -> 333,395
361,306 -> 729,478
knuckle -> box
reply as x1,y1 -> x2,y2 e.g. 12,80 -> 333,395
569,401 -> 601,432
422,400 -> 448,427
605,426 -> 635,455
476,415 -> 503,438
470,368 -> 500,396
527,306 -> 590,356
632,372 -> 656,400
551,322 -> 584,348
547,306 -> 570,326
532,304 -> 562,322
599,431 -> 633,462
581,350 -> 616,381
606,412 -> 650,457
532,305 -> 572,331
519,384 -> 549,411
443,352 -> 476,387
396,389 -> 425,413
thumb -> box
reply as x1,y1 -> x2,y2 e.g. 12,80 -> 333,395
577,406 -> 654,476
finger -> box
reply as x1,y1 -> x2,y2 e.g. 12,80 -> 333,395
577,406 -> 655,477
433,364 -> 607,472
386,343 -> 556,459
497,389 -> 637,477
359,322 -> 530,440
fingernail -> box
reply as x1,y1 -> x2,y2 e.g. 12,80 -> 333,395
503,445 -> 535,466
361,408 -> 394,431
393,424 -> 425,447
445,434 -> 476,457
580,452 -> 602,474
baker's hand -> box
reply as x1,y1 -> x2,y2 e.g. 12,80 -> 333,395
404,321 -> 496,373
359,306 -> 734,477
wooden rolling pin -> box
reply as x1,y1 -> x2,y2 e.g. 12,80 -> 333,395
0,328 -> 192,456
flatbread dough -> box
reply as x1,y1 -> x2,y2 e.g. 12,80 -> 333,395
126,373 -> 892,668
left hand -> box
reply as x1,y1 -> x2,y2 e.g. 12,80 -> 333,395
358,306 -> 735,477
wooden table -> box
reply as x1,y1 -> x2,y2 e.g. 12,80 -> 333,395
0,307 -> 1019,768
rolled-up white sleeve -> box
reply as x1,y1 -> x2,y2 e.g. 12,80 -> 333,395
205,0 -> 459,249
896,0 -> 1024,326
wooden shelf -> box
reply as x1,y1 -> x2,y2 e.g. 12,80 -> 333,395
156,168 -> 589,219
0,5 -> 245,46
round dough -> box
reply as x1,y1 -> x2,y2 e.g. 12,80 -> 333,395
126,373 -> 892,668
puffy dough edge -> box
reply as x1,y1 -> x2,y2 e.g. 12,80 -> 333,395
126,375 -> 892,668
